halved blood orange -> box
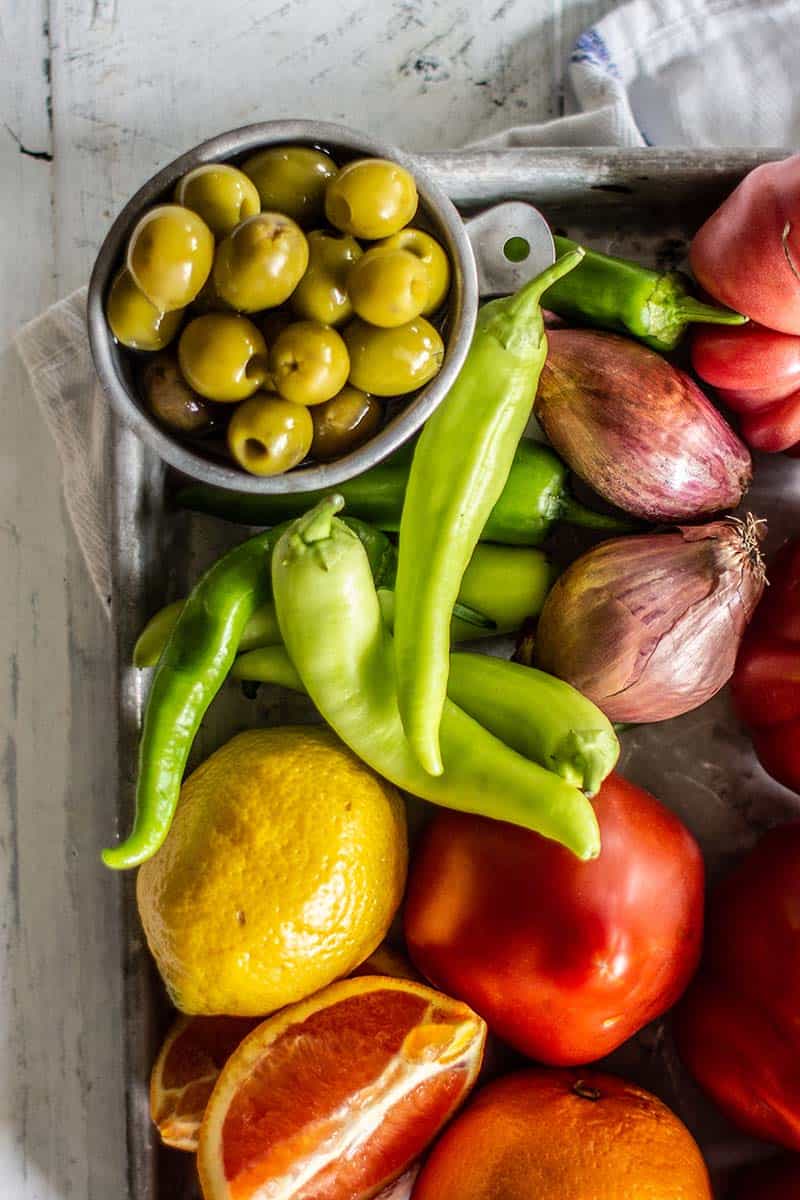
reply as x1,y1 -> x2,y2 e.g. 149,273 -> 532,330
150,946 -> 418,1152
150,1015 -> 262,1151
197,975 -> 486,1200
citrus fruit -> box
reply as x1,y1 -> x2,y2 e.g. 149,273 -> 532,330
149,944 -> 418,1151
412,1067 -> 712,1200
197,974 -> 486,1200
136,727 -> 408,1016
150,1015 -> 262,1151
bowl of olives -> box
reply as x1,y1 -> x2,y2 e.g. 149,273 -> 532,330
87,120 -> 477,491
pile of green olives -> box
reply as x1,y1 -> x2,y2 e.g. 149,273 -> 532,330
105,145 -> 452,477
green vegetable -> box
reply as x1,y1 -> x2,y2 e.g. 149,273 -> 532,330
445,654 -> 618,795
175,437 -> 632,545
394,252 -> 585,777
132,599 -> 188,669
133,598 -> 281,667
231,644 -> 304,691
103,528 -> 279,870
233,644 -> 618,795
133,540 -> 555,667
272,497 -> 600,861
104,516 -> 395,869
544,236 -> 747,352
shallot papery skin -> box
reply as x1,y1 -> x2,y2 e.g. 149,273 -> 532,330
533,518 -> 765,724
535,330 -> 752,520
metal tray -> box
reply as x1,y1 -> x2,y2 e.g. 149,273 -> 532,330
111,147 -> 800,1200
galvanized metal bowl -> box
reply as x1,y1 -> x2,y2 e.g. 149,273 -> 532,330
87,119 -> 479,493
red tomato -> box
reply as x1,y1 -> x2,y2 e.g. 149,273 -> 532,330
731,1155 -> 800,1200
691,154 -> 800,334
692,324 -> 800,398
676,825 -> 800,1150
731,538 -> 800,792
739,390 -> 800,453
404,773 -> 704,1066
692,324 -> 800,452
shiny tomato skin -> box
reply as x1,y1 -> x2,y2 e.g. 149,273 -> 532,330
749,538 -> 800,641
739,390 -> 800,452
690,154 -> 800,334
731,1155 -> 800,1199
731,637 -> 800,727
404,773 -> 704,1066
676,824 -> 800,1150
716,383 -> 800,413
692,324 -> 800,396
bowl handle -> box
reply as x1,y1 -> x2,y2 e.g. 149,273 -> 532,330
463,202 -> 555,297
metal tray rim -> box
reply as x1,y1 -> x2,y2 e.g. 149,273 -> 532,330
112,143 -> 793,1200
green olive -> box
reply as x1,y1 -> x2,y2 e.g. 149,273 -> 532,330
344,317 -> 444,396
325,158 -> 418,239
311,387 -> 382,461
348,247 -> 429,328
141,353 -> 215,433
227,392 -> 313,476
190,270 -> 231,314
241,146 -> 337,225
178,314 -> 268,402
106,268 -> 183,351
175,163 -> 261,239
213,213 -> 309,313
127,204 -> 214,311
290,231 -> 363,326
377,227 -> 451,314
270,320 -> 350,406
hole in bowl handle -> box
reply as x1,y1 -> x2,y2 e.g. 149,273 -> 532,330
463,202 -> 555,297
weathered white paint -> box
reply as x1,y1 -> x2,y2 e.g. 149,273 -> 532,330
1,0 -> 616,1195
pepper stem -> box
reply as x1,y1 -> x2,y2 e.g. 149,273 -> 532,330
292,494 -> 345,546
672,297 -> 747,326
559,496 -> 640,533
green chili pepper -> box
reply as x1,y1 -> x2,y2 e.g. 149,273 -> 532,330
132,599 -> 281,667
133,539 -> 554,667
272,497 -> 600,860
394,251 -> 585,777
231,644 -> 305,692
174,438 -> 632,544
103,528 -> 279,870
103,516 -> 396,870
130,517 -> 396,670
544,236 -> 747,352
445,654 -> 618,796
232,642 -> 618,797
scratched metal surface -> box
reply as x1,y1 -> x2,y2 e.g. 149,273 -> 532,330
108,149 -> 799,1200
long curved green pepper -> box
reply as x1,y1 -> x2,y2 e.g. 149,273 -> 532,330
393,250 -> 585,777
272,498 -> 601,860
103,529 -> 279,869
103,518 -> 396,870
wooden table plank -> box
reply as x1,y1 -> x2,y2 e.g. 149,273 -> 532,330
1,0 -> 618,1194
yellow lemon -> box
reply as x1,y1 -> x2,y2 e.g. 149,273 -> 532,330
136,727 -> 408,1016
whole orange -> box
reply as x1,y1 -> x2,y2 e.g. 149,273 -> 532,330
411,1067 -> 712,1200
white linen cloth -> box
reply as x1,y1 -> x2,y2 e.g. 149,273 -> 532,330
16,0 -> 800,610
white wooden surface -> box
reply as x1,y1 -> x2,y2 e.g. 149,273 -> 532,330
1,1 -> 617,1195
